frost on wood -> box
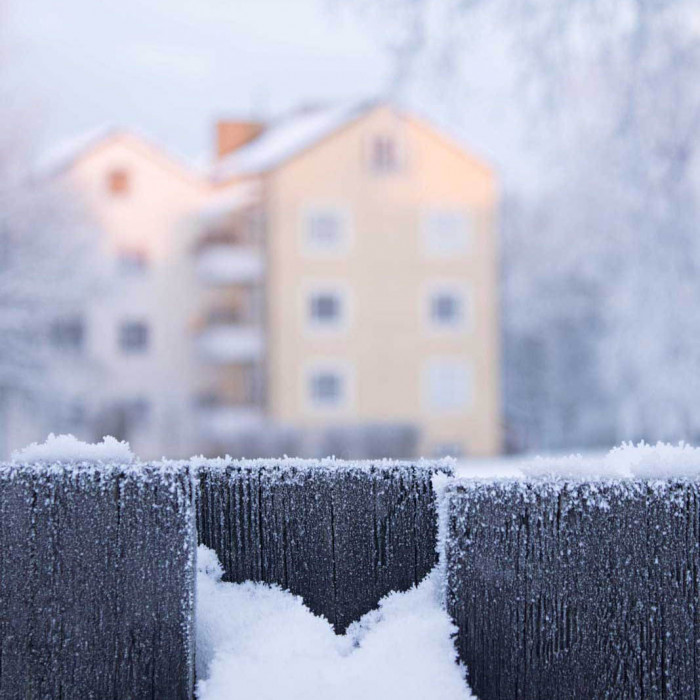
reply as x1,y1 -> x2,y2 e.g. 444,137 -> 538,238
0,462 -> 197,700
196,458 -> 453,632
442,478 -> 700,700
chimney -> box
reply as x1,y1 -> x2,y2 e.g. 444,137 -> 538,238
216,120 -> 264,159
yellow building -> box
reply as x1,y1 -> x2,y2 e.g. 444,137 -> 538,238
199,102 -> 501,458
34,102 -> 500,460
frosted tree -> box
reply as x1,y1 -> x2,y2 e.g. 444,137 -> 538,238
0,13 -> 101,455
346,0 -> 700,448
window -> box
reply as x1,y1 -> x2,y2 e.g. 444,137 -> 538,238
424,359 -> 472,412
107,168 -> 130,196
307,288 -> 347,330
423,209 -> 470,256
119,321 -> 149,353
117,250 -> 148,275
370,135 -> 400,173
427,285 -> 470,330
50,318 -> 84,352
309,370 -> 345,407
305,209 -> 348,253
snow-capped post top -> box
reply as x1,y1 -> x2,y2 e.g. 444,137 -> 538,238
453,442 -> 700,482
10,433 -> 135,464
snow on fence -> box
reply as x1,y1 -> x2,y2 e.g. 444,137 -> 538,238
197,458 -> 453,631
0,462 -> 197,700
441,477 -> 700,700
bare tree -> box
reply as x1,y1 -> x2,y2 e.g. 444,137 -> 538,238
0,11 -> 101,455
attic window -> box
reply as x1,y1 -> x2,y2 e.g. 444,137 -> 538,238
370,135 -> 400,174
107,168 -> 130,196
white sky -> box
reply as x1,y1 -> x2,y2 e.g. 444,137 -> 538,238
6,0 -> 391,161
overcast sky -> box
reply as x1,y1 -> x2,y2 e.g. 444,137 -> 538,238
6,0 -> 391,161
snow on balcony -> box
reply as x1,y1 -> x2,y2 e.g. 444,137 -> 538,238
195,325 -> 264,363
195,246 -> 265,285
196,405 -> 265,440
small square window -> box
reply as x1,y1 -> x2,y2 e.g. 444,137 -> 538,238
310,371 -> 344,406
425,359 -> 472,412
306,210 -> 346,252
119,321 -> 149,353
50,318 -> 84,352
370,135 -> 400,174
107,169 -> 130,196
431,294 -> 462,324
424,209 -> 470,256
308,290 -> 345,328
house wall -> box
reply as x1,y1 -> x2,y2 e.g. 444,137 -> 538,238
265,106 -> 501,457
63,135 -> 210,458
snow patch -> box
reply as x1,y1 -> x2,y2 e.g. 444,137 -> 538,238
11,433 -> 134,464
195,545 -> 473,700
456,442 -> 700,480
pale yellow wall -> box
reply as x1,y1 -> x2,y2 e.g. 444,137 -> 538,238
265,106 -> 501,456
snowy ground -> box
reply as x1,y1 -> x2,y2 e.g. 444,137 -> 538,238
195,546 -> 474,700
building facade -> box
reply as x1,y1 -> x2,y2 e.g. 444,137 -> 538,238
19,103 -> 500,459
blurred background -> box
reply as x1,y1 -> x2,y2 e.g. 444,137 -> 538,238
1,0 -> 697,460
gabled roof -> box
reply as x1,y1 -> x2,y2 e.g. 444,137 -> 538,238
38,126 -> 205,187
212,101 -> 377,182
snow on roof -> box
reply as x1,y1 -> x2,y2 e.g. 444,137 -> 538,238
213,101 -> 376,181
37,124 -> 121,176
38,125 -> 205,182
197,181 -> 262,221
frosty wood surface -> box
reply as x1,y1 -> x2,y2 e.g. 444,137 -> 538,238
0,463 -> 197,700
197,459 -> 451,631
443,479 -> 700,700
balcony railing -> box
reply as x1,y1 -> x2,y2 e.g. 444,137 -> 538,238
195,245 -> 265,285
195,323 -> 264,363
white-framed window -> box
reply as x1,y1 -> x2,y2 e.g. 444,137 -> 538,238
119,320 -> 149,354
304,207 -> 350,254
50,317 -> 85,353
424,358 -> 473,412
425,283 -> 471,331
305,283 -> 350,332
369,134 -> 401,174
305,362 -> 353,410
423,208 -> 471,257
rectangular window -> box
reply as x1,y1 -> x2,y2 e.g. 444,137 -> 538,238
306,210 -> 344,252
427,285 -> 470,330
50,318 -> 84,352
424,359 -> 472,412
107,168 -> 130,196
309,370 -> 344,407
432,294 -> 461,324
307,287 -> 347,330
370,135 -> 400,174
423,209 -> 470,256
119,321 -> 149,353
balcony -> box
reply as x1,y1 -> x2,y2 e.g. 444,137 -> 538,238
195,245 -> 265,285
195,323 -> 264,364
